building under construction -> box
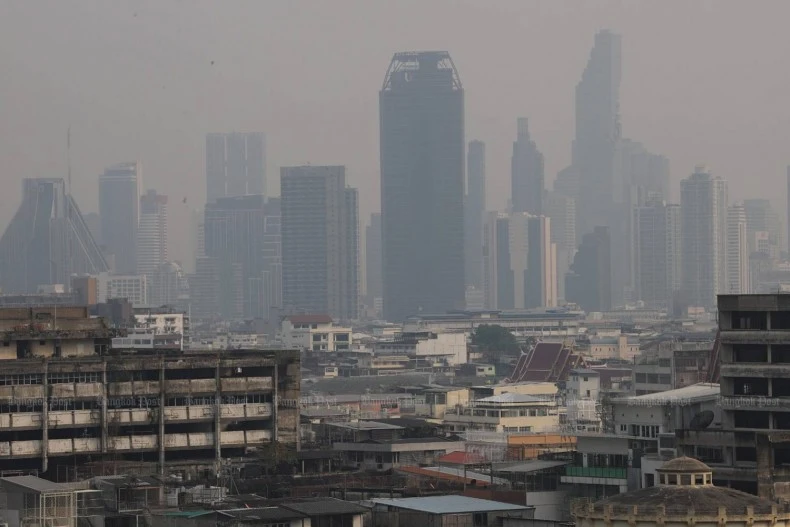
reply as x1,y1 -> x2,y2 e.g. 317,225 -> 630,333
0,306 -> 300,479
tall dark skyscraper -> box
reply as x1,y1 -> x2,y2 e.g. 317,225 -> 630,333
206,132 -> 266,203
511,118 -> 544,215
565,226 -> 612,312
0,179 -> 109,293
281,166 -> 358,321
204,194 -> 268,319
465,140 -> 486,289
574,30 -> 621,235
366,213 -> 383,306
99,162 -> 139,274
380,51 -> 465,321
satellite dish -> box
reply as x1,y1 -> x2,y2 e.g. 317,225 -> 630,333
689,410 -> 715,430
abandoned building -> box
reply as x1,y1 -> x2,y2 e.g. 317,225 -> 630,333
0,306 -> 300,478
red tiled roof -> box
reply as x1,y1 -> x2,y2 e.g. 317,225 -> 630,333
437,451 -> 487,465
284,314 -> 333,324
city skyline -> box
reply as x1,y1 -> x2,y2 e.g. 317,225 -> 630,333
2,2 -> 789,268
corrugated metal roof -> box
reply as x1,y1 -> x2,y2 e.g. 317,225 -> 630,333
476,393 -> 548,404
371,495 -> 530,514
282,497 -> 369,516
0,476 -> 67,493
494,460 -> 569,473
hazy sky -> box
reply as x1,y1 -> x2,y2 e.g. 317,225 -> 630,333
1,0 -> 789,264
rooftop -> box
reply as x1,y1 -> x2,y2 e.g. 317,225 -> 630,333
371,495 -> 531,514
617,383 -> 720,405
284,314 -> 333,325
326,421 -> 404,431
476,393 -> 550,404
0,475 -> 69,493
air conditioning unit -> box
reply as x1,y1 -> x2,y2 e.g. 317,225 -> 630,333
658,433 -> 677,458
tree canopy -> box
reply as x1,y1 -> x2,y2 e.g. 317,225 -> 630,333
471,324 -> 521,355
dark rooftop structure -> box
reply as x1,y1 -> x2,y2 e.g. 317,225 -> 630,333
507,342 -> 584,383
573,457 -> 790,520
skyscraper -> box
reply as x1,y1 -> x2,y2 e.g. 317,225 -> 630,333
511,118 -> 544,215
574,30 -> 622,235
366,213 -> 383,310
726,203 -> 750,294
206,132 -> 266,203
482,212 -> 556,310
137,190 -> 168,281
0,178 -> 109,292
565,226 -> 611,312
743,198 -> 782,258
680,166 -> 728,309
483,212 -> 513,310
465,140 -> 486,291
99,162 -> 140,273
262,198 -> 283,321
380,51 -> 465,321
281,166 -> 358,321
634,200 -> 681,308
544,191 -> 576,301
204,194 -> 269,319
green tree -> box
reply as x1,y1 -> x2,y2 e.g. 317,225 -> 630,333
471,324 -> 521,355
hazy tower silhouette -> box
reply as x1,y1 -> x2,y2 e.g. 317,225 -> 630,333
465,140 -> 486,290
680,166 -> 728,309
380,51 -> 465,321
574,30 -> 621,236
511,118 -> 544,215
99,162 -> 140,273
206,132 -> 266,203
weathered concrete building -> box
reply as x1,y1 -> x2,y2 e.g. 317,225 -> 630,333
0,306 -> 300,478
677,294 -> 790,498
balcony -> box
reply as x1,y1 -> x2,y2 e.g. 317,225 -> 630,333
108,381 -> 160,397
220,377 -> 273,392
564,466 -> 627,479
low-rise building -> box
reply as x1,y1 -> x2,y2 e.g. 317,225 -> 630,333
281,314 -> 352,352
370,495 -> 534,527
373,331 -> 468,366
587,334 -> 639,361
444,393 -> 560,433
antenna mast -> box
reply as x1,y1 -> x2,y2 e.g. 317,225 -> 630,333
67,126 -> 72,194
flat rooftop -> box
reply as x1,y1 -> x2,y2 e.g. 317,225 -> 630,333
371,495 -> 531,514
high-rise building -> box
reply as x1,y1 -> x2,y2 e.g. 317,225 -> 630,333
743,198 -> 781,258
634,200 -> 681,308
281,166 -> 358,321
190,256 -> 243,320
787,166 -> 790,253
137,190 -> 168,281
99,162 -> 140,273
206,132 -> 266,203
365,213 -> 383,312
465,140 -> 486,290
726,203 -> 750,294
482,212 -> 556,310
511,118 -> 544,215
0,178 -> 109,293
380,51 -> 465,321
483,212 -> 513,310
574,30 -> 621,236
150,262 -> 190,310
82,212 -> 101,249
565,226 -> 611,312
680,166 -> 728,309
544,191 -> 576,301
204,195 -> 269,319
262,198 -> 283,321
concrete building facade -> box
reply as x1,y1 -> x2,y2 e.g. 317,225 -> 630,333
205,132 -> 266,203
98,162 -> 140,274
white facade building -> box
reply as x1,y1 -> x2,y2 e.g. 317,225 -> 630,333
280,315 -> 352,352
96,273 -> 148,306
134,311 -> 190,350
373,331 -> 468,366
137,190 -> 168,280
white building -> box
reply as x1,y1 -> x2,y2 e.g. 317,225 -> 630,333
443,392 -> 560,433
134,310 -> 190,350
544,190 -> 576,301
726,203 -> 750,294
680,166 -> 728,309
373,331 -> 468,366
281,314 -> 352,352
96,272 -> 148,306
